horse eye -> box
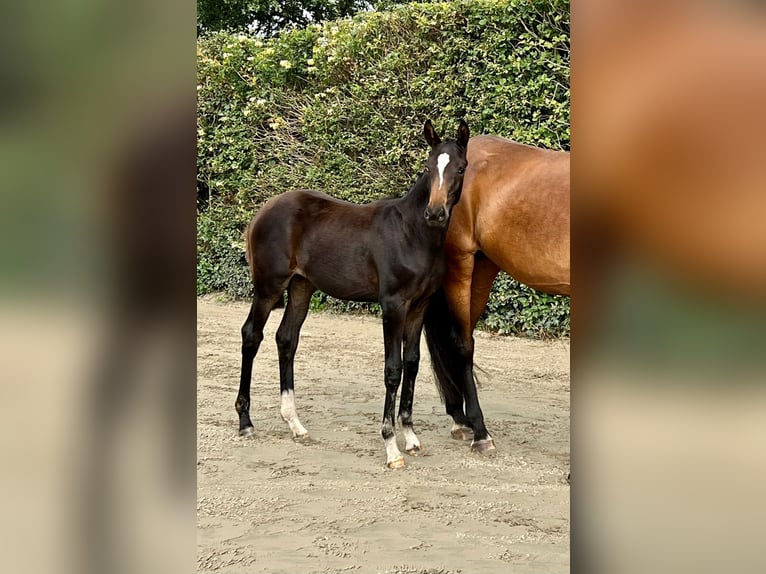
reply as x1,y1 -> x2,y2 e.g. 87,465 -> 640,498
458,167 -> 465,174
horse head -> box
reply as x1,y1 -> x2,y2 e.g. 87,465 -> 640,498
422,119 -> 470,228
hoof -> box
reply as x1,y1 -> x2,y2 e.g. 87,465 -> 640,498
293,433 -> 313,444
406,444 -> 424,456
470,438 -> 496,453
239,426 -> 255,438
386,456 -> 406,469
451,427 -> 473,441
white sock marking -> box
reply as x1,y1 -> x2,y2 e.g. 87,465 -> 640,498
280,390 -> 308,437
385,435 -> 403,465
382,417 -> 403,465
399,415 -> 421,451
402,426 -> 421,451
437,153 -> 450,189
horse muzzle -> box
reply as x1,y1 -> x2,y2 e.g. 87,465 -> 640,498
424,206 -> 448,227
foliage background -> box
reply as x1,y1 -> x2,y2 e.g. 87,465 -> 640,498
197,0 -> 383,37
197,0 -> 570,338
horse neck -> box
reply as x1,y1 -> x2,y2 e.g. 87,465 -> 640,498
395,174 -> 448,248
399,172 -> 434,212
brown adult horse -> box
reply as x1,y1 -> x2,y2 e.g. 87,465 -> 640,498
424,135 -> 570,452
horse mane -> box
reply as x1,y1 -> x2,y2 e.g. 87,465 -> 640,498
366,170 -> 427,203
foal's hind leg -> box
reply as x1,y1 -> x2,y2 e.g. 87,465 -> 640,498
236,285 -> 286,436
275,276 -> 315,441
398,303 -> 427,456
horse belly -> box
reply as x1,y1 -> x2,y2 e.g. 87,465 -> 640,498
485,239 -> 570,295
475,182 -> 570,295
298,246 -> 379,302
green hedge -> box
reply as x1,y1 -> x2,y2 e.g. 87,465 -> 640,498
197,0 -> 570,337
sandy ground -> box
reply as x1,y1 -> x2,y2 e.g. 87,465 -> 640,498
197,296 -> 570,573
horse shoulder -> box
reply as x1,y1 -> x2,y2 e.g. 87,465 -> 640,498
445,154 -> 490,255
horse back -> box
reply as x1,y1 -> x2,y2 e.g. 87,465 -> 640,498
246,190 -> 383,300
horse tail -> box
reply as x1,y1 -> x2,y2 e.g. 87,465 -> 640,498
243,219 -> 255,276
424,287 -> 465,406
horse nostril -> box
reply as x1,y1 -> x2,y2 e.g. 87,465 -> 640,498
425,207 -> 447,223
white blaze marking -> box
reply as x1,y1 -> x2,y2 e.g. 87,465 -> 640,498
437,153 -> 450,189
280,390 -> 308,437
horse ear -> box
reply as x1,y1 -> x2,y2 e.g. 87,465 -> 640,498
423,120 -> 441,147
456,119 -> 470,149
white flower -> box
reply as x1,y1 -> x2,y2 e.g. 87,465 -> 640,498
279,60 -> 292,69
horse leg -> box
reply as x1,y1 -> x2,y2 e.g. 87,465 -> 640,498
275,276 -> 315,441
236,288 -> 283,437
441,252 -> 477,441
465,256 -> 500,453
469,256 -> 500,331
380,297 -> 407,469
398,303 -> 427,456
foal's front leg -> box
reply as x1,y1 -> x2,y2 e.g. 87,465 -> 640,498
380,299 -> 407,469
398,305 -> 427,456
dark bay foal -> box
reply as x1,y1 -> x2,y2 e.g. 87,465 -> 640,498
235,119 -> 470,468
